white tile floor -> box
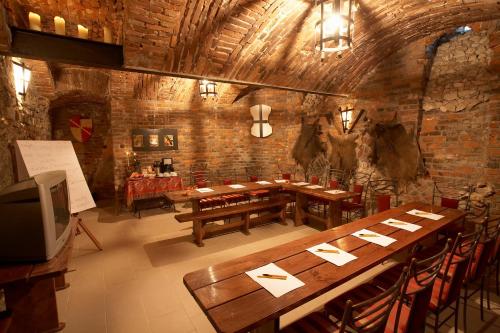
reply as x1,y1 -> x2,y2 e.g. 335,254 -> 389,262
58,205 -> 500,333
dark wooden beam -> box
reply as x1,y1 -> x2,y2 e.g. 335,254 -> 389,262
9,27 -> 123,68
232,86 -> 262,104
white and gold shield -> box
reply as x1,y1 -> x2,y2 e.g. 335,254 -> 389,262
250,104 -> 272,138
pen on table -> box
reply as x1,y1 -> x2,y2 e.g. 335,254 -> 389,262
387,221 -> 407,225
316,249 -> 340,254
257,274 -> 287,280
413,211 -> 430,215
358,233 -> 379,238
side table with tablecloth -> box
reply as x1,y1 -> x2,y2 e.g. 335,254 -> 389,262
125,176 -> 183,216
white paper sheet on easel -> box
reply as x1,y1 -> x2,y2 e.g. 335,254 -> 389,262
15,140 -> 95,213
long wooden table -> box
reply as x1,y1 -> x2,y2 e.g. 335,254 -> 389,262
165,180 -> 357,228
183,202 -> 465,333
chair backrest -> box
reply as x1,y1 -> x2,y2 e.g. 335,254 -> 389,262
391,240 -> 451,333
277,163 -> 296,180
432,181 -> 472,211
329,179 -> 339,189
217,169 -> 238,185
191,168 -> 210,188
339,268 -> 408,333
467,216 -> 500,281
245,166 -> 262,182
311,175 -> 320,185
330,168 -> 351,190
307,155 -> 330,186
369,179 -> 399,214
434,230 -> 481,310
352,184 -> 364,204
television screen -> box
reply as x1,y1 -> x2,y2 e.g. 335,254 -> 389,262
50,180 -> 70,239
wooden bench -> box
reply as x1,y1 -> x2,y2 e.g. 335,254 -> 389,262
175,198 -> 289,246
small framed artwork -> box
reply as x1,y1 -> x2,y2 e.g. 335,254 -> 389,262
149,134 -> 159,147
131,128 -> 179,151
133,134 -> 144,148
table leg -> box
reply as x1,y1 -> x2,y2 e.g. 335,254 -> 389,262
5,277 -> 65,333
250,318 -> 280,333
327,200 -> 342,229
294,193 -> 307,226
192,199 -> 200,213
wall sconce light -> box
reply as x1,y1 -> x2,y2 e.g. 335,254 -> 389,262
12,60 -> 31,105
315,0 -> 357,58
199,79 -> 217,99
339,106 -> 353,133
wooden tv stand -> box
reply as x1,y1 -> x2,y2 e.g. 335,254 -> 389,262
0,218 -> 77,333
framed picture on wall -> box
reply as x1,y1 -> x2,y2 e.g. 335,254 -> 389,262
131,129 -> 179,151
133,134 -> 144,148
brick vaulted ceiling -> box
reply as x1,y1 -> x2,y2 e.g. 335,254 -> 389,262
5,0 -> 500,95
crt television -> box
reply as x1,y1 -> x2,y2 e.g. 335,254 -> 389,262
0,170 -> 71,262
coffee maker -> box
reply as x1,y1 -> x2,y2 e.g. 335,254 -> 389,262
160,157 -> 174,173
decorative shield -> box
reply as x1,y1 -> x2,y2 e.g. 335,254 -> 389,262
250,104 -> 272,138
69,115 -> 93,143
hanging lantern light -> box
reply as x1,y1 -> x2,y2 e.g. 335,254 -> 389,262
199,79 -> 217,99
339,106 -> 353,133
315,0 -> 357,58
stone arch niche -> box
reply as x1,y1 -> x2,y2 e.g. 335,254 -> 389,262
48,65 -> 115,201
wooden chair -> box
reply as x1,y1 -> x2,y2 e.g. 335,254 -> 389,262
368,179 -> 399,214
424,229 -> 482,333
281,268 -> 408,333
485,216 -> 500,306
341,171 -> 373,222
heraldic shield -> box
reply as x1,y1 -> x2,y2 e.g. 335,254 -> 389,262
69,115 -> 93,143
250,104 -> 272,138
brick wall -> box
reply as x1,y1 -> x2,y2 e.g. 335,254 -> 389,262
110,71 -> 303,189
328,23 -> 500,213
0,56 -> 51,190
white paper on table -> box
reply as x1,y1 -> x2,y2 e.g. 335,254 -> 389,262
228,184 -> 246,189
324,189 -> 346,195
245,263 -> 305,298
307,243 -> 357,266
406,209 -> 444,221
352,229 -> 397,247
274,179 -> 288,183
305,185 -> 324,190
196,188 -> 214,193
292,182 -> 309,186
381,218 -> 422,232
256,181 -> 272,185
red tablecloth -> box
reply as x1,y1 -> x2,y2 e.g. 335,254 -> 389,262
125,176 -> 183,207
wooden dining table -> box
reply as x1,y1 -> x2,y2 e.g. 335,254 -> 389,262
183,202 -> 465,333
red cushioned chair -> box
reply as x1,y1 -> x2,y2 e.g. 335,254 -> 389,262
219,176 -> 248,206
368,179 -> 399,214
461,216 -> 500,326
424,230 -> 481,333
324,241 -> 450,333
190,167 -> 225,210
281,268 -> 408,333
245,166 -> 270,201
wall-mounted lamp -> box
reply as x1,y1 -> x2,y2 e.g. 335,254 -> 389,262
315,0 -> 357,58
338,106 -> 353,133
199,79 -> 217,99
54,16 -> 66,35
12,60 -> 31,105
28,12 -> 41,31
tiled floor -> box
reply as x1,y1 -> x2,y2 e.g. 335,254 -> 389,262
58,205 -> 500,333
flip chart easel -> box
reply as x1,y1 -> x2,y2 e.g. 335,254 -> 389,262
15,140 -> 102,251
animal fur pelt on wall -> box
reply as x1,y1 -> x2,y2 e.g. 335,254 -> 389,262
292,119 -> 325,172
327,133 -> 358,172
370,122 -> 419,182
